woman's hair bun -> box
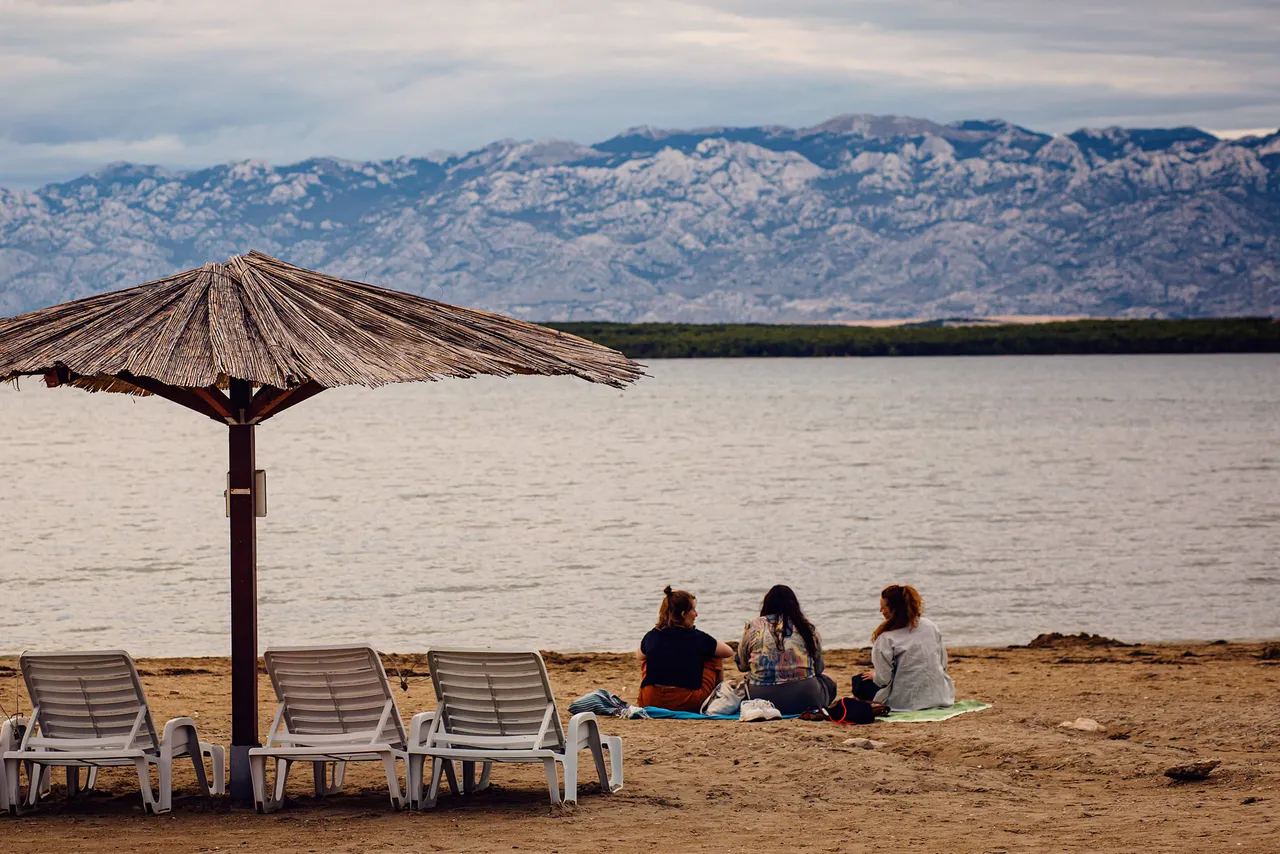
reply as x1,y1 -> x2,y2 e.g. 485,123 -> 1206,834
663,585 -> 674,597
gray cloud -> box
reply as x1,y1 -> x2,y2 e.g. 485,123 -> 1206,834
0,0 -> 1276,187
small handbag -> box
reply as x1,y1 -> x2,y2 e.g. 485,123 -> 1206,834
701,679 -> 746,716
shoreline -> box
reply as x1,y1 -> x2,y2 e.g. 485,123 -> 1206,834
547,318 -> 1280,359
9,637 -> 1276,660
2,639 -> 1277,853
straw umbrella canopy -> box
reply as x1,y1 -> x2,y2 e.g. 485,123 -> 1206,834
0,250 -> 643,801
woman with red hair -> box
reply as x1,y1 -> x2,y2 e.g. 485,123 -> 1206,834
852,584 -> 955,710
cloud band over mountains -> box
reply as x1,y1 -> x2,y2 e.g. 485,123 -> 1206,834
1,0 -> 1278,188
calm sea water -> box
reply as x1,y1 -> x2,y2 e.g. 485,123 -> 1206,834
2,355 -> 1277,656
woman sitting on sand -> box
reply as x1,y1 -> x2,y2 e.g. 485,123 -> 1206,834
735,585 -> 838,715
852,584 -> 955,710
637,586 -> 734,712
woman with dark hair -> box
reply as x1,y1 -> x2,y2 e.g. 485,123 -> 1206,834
852,584 -> 955,710
734,585 -> 838,715
637,586 -> 733,712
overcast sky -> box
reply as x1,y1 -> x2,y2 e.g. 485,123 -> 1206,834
2,0 -> 1277,188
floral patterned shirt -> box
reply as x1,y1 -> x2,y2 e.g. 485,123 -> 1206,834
736,614 -> 824,685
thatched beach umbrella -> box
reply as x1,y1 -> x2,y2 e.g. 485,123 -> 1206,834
0,250 -> 642,801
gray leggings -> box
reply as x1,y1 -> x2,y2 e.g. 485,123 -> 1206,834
744,675 -> 838,715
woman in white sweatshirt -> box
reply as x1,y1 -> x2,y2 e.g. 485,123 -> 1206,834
852,584 -> 955,711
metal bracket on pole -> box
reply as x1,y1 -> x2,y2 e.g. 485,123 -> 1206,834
225,471 -> 267,517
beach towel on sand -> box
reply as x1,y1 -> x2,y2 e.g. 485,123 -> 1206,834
641,707 -> 800,720
569,689 -> 649,718
639,699 -> 990,722
878,700 -> 991,722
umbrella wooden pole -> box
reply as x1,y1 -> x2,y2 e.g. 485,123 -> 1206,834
227,379 -> 259,803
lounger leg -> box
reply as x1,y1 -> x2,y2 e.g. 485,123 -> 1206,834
206,745 -> 226,795
476,762 -> 491,792
587,728 -> 611,795
381,752 -> 405,811
66,766 -> 81,799
462,761 -> 476,794
313,761 -> 343,797
423,758 -> 445,809
9,758 -> 39,814
134,758 -> 159,815
273,759 -> 292,808
248,753 -> 270,813
3,758 -> 21,814
156,757 -> 173,814
26,763 -> 44,809
407,755 -> 423,810
36,763 -> 52,798
250,754 -> 288,813
543,759 -> 561,805
443,759 -> 459,795
602,735 -> 624,792
86,767 -> 99,792
188,748 -> 211,798
563,751 -> 580,805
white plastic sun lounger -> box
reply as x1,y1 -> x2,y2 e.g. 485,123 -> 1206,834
410,649 -> 623,809
249,644 -> 456,813
2,650 -> 224,815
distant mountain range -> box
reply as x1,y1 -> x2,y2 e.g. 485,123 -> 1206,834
1,115 -> 1277,321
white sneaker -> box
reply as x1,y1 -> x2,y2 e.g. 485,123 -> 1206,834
739,699 -> 782,722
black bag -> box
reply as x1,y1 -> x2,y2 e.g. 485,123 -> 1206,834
826,697 -> 878,725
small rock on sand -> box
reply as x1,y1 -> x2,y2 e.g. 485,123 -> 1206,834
1164,760 -> 1220,781
1058,718 -> 1106,732
843,738 -> 888,749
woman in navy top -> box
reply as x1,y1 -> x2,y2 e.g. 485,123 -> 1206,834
637,586 -> 733,711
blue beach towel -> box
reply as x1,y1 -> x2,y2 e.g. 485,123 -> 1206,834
640,707 -> 800,720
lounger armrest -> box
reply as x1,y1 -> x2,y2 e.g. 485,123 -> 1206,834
0,717 -> 27,751
409,711 -> 435,747
160,717 -> 202,755
566,712 -> 600,749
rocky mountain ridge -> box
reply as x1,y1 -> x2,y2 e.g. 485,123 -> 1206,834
1,114 -> 1277,320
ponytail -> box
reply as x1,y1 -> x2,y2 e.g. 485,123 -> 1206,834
656,585 -> 696,630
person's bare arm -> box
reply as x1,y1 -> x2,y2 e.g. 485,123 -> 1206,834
713,640 -> 733,659
636,647 -> 646,662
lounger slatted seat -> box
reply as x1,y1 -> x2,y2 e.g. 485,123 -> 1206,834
2,651 -> 224,815
248,644 -> 456,812
410,649 -> 623,809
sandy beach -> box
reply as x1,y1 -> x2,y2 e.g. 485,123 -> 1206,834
1,637 -> 1276,854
